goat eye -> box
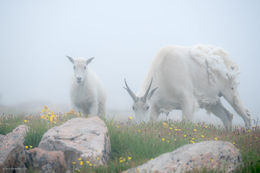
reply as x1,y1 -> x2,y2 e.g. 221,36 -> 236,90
73,66 -> 76,70
84,66 -> 86,70
146,106 -> 149,110
132,106 -> 135,110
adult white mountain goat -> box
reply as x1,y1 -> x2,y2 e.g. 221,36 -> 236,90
124,45 -> 251,129
67,56 -> 106,117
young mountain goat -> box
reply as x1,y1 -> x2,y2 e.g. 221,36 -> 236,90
124,45 -> 251,130
67,56 -> 106,117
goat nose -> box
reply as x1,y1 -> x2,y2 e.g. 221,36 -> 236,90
77,77 -> 82,81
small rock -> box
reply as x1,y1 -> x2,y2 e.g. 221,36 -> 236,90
0,125 -> 28,173
26,148 -> 66,173
127,141 -> 242,173
39,117 -> 111,170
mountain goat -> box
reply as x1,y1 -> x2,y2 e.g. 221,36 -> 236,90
67,56 -> 106,117
124,45 -> 251,129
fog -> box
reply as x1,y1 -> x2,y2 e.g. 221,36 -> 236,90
0,0 -> 259,125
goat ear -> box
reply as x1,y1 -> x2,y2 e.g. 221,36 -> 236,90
66,56 -> 74,64
87,57 -> 94,65
148,87 -> 158,100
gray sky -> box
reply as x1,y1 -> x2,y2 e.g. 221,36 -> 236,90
0,0 -> 259,121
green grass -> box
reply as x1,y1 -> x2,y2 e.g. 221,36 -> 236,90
1,113 -> 259,173
0,114 -> 24,135
23,117 -> 49,147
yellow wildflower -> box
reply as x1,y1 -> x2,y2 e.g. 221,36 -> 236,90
183,134 -> 187,137
190,140 -> 195,144
128,156 -> 132,160
86,161 -> 90,164
193,129 -> 197,132
50,114 -> 57,123
89,163 -> 92,166
210,158 -> 213,162
174,138 -> 177,141
169,127 -> 173,130
214,137 -> 218,141
94,164 -> 96,167
201,135 -> 205,138
72,161 -> 76,165
97,157 -> 100,160
232,141 -> 236,145
80,161 -> 83,166
50,116 -> 54,122
128,116 -> 133,120
192,137 -> 195,140
162,122 -> 168,128
166,140 -> 170,143
116,125 -> 120,128
77,157 -> 82,161
137,129 -> 141,133
25,146 -> 28,149
161,137 -> 165,142
29,145 -> 32,148
24,120 -> 28,123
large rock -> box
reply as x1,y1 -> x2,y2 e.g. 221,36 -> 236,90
39,117 -> 110,170
0,125 -> 28,173
127,141 -> 242,173
26,148 -> 66,173
0,135 -> 4,142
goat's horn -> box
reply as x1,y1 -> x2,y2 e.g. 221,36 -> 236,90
143,78 -> 153,101
124,79 -> 137,102
66,55 -> 74,63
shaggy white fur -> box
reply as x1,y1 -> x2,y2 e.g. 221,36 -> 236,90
190,44 -> 240,88
67,56 -> 106,118
125,45 -> 251,129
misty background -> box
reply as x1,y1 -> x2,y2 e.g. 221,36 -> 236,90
0,0 -> 259,125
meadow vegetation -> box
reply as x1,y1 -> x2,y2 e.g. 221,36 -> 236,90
0,106 -> 259,173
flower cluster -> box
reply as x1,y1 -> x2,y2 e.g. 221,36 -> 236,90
24,145 -> 33,149
71,157 -> 102,171
66,109 -> 81,117
119,156 -> 132,163
40,106 -> 57,124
